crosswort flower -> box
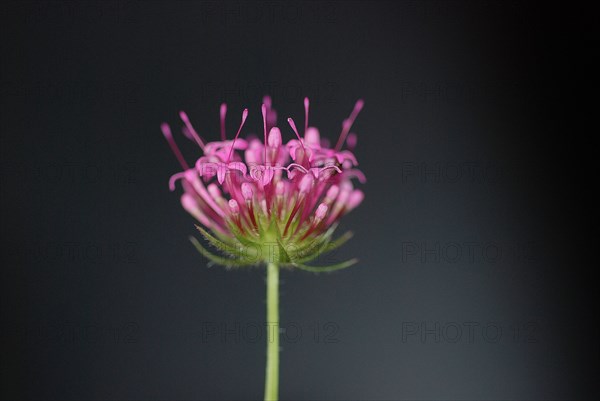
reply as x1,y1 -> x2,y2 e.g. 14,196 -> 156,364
162,96 -> 365,272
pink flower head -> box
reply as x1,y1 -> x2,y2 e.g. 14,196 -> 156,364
163,97 -> 365,271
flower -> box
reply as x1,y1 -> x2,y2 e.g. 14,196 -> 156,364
162,96 -> 365,271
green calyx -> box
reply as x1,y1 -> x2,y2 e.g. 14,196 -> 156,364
189,221 -> 357,273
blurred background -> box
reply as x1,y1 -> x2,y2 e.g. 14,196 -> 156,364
1,1 -> 595,400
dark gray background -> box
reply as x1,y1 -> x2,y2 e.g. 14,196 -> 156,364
1,1 -> 595,400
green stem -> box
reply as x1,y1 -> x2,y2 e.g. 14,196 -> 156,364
264,262 -> 279,401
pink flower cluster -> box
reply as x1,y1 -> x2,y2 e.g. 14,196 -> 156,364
163,96 -> 365,266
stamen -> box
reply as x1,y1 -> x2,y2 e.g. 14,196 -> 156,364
315,203 -> 328,221
181,193 -> 213,229
229,199 -> 240,214
268,127 -> 282,148
327,181 -> 352,225
228,199 -> 244,232
241,182 -> 254,201
300,203 -> 328,240
168,171 -> 187,191
275,181 -> 285,219
304,97 -> 309,134
181,127 -> 193,142
263,95 -> 272,109
335,99 -> 364,151
220,103 -> 227,141
260,198 -> 268,216
275,181 -> 285,196
226,108 -> 249,162
161,123 -> 190,170
325,185 -> 339,203
287,118 -> 308,156
298,173 -> 313,194
242,183 -> 258,230
207,183 -> 225,206
347,189 -> 365,211
262,104 -> 267,161
185,170 -> 226,218
266,127 -> 282,168
179,111 -> 206,150
283,200 -> 301,236
287,117 -> 302,141
283,173 -> 313,237
346,132 -> 357,150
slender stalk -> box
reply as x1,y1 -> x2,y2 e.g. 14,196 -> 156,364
264,262 -> 279,401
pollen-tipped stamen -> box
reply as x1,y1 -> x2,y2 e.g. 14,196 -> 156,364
179,111 -> 206,150
161,123 -> 190,170
335,99 -> 364,151
220,103 -> 227,141
304,97 -> 310,134
226,108 -> 249,163
287,117 -> 309,163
